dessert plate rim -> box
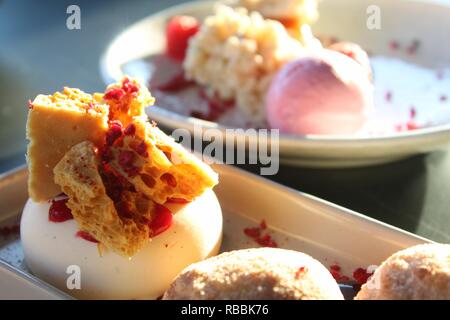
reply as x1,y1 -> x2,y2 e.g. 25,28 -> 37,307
99,0 -> 450,167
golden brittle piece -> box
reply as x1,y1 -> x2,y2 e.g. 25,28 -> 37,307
102,77 -> 154,126
108,116 -> 218,204
26,88 -> 109,201
53,141 -> 151,257
27,76 -> 219,256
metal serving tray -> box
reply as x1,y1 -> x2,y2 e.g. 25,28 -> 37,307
0,164 -> 430,299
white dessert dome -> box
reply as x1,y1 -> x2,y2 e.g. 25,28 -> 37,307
21,190 -> 223,299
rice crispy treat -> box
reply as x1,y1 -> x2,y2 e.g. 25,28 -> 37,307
231,0 -> 319,25
183,5 -> 302,124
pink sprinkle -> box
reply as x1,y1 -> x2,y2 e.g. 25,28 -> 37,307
260,220 -> 267,230
410,107 -> 416,119
395,124 -> 404,132
76,230 -> 99,243
406,121 -> 419,131
385,91 -> 393,102
389,40 -> 400,51
406,39 -> 420,55
124,123 -> 136,136
353,267 -> 374,285
440,95 -> 448,102
437,71 -> 444,80
295,267 -> 307,279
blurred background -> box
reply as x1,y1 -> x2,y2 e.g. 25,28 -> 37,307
1,0 -> 449,243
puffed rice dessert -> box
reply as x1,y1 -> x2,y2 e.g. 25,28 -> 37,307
230,0 -> 318,25
183,5 -> 304,124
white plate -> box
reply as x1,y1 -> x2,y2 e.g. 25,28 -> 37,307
100,0 -> 450,168
0,164 -> 430,299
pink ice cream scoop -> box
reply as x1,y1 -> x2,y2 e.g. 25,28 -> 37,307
266,49 -> 373,135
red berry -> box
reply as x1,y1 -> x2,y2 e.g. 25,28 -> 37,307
106,121 -> 123,146
49,198 -> 73,222
132,140 -> 148,157
166,197 -> 190,204
244,227 -> 260,239
149,204 -> 173,237
260,220 -> 267,230
104,88 -> 125,100
76,231 -> 99,243
118,150 -> 135,168
124,123 -> 136,136
122,78 -> 139,94
166,15 -> 200,61
353,268 -> 373,285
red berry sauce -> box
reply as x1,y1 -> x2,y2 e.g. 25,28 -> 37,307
191,89 -> 235,121
153,71 -> 193,92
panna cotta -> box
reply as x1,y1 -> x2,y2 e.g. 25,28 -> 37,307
21,190 -> 222,300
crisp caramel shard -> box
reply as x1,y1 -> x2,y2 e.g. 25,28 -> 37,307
53,141 -> 151,257
26,88 -> 109,201
103,77 -> 155,126
102,79 -> 218,204
29,76 -> 219,256
108,116 -> 218,205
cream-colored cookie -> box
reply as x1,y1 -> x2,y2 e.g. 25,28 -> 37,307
163,248 -> 344,300
355,243 -> 450,300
